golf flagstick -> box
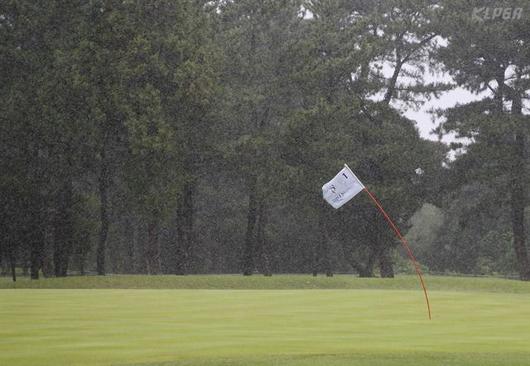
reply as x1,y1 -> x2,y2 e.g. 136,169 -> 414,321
362,186 -> 432,320
322,164 -> 431,320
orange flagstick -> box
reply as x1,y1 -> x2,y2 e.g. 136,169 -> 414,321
363,187 -> 432,320
323,164 -> 432,320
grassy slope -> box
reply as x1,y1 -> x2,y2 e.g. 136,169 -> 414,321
1,275 -> 530,366
2,274 -> 530,293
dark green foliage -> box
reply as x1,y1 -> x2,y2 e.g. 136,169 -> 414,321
0,0 -> 528,280
432,0 -> 530,280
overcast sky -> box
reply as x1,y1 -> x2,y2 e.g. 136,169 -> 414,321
403,86 -> 483,143
383,61 -> 489,144
394,66 -> 528,143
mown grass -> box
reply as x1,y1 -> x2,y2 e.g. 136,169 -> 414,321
2,273 -> 530,293
125,353 -> 530,366
1,275 -> 530,366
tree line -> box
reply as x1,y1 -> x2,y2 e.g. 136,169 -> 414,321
1,0 -> 529,281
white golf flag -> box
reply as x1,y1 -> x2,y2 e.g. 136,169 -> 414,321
322,164 -> 365,209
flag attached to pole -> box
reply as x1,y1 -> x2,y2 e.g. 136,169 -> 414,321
322,164 -> 364,209
321,164 -> 432,320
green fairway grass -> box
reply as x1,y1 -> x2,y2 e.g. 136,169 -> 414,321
1,275 -> 530,366
3,273 -> 530,293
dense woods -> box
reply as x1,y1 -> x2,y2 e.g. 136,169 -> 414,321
1,0 -> 529,280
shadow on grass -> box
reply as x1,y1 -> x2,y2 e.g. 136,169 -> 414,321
118,352 -> 530,366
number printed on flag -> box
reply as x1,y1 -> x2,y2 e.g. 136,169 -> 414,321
322,165 -> 364,209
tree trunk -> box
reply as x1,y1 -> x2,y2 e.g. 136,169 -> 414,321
6,239 -> 17,282
28,198 -> 44,280
0,243 -> 4,275
30,230 -> 44,280
183,181 -> 195,273
360,213 -> 384,278
342,242 -> 374,278
355,246 -> 376,278
510,95 -> 530,280
53,181 -> 73,277
358,267 -> 374,277
97,152 -> 109,276
172,181 -> 195,275
256,198 -> 271,276
383,58 -> 403,105
10,247 -> 16,282
174,202 -> 186,275
378,245 -> 395,278
41,227 -> 54,278
243,175 -> 258,276
323,240 -> 333,277
359,246 -> 378,278
146,218 -> 161,274
317,209 -> 333,277
312,213 -> 320,276
125,216 -> 135,274
79,253 -> 86,276
312,232 -> 318,276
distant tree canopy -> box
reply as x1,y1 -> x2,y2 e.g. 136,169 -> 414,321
1,0 -> 528,280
